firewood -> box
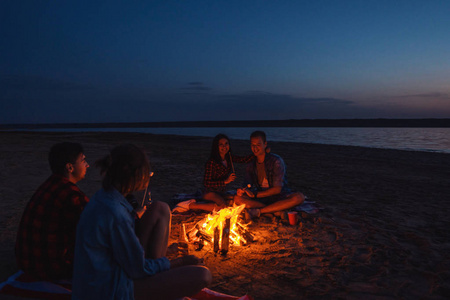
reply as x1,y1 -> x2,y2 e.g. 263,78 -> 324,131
195,224 -> 212,243
214,226 -> 220,252
237,222 -> 255,243
221,218 -> 231,255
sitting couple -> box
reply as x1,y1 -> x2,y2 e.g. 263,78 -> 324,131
174,130 -> 305,219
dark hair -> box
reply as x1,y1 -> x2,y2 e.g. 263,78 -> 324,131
250,130 -> 266,143
209,134 -> 231,164
48,142 -> 84,175
95,144 -> 151,195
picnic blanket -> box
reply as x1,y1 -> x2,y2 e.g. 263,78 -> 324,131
0,270 -> 71,299
294,199 -> 323,214
172,190 -> 323,216
0,270 -> 252,300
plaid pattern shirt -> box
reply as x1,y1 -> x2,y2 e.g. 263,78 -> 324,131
15,174 -> 89,280
203,154 -> 254,192
245,153 -> 289,192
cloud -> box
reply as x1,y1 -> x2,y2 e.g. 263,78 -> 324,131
3,86 -> 447,124
218,90 -> 353,105
0,75 -> 94,91
162,90 -> 362,120
179,82 -> 212,93
395,92 -> 450,99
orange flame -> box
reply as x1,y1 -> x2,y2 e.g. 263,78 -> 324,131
198,204 -> 248,247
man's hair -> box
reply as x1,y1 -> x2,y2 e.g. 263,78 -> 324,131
48,142 -> 84,175
250,130 -> 266,143
95,144 -> 151,195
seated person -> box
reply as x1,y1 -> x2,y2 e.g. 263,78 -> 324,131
15,142 -> 90,280
234,131 -> 305,219
72,144 -> 211,300
174,134 -> 254,213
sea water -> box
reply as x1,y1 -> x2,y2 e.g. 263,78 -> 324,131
24,127 -> 450,154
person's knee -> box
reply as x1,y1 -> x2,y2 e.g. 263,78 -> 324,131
197,266 -> 212,287
151,201 -> 171,219
203,191 -> 214,199
234,195 -> 244,205
293,192 -> 305,205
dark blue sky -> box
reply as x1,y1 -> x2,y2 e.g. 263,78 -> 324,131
1,1 -> 450,124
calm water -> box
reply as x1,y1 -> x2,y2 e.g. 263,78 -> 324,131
26,127 -> 450,154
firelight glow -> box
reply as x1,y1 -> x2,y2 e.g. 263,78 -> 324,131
198,204 -> 248,247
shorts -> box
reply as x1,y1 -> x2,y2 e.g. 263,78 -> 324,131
202,189 -> 236,201
257,190 -> 296,205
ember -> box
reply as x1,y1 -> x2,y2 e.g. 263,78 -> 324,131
186,204 -> 254,254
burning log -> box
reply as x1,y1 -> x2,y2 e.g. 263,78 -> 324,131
195,224 -> 212,244
213,226 -> 220,253
178,223 -> 189,256
185,204 -> 255,254
236,222 -> 255,244
186,225 -> 198,242
221,218 -> 231,255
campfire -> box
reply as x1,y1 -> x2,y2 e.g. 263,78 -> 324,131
184,204 -> 255,254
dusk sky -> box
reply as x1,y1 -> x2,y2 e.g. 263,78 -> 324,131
1,1 -> 450,124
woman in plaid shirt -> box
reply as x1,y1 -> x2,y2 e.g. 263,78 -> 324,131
172,134 -> 270,214
201,134 -> 254,208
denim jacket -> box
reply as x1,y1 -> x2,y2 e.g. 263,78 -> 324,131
72,188 -> 170,300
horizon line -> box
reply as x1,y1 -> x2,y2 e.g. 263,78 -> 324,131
2,118 -> 450,129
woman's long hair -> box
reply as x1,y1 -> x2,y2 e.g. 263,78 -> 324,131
209,133 -> 231,164
95,144 -> 151,195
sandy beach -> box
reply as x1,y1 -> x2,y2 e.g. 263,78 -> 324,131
1,131 -> 449,299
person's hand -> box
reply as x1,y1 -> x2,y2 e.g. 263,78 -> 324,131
236,188 -> 244,196
244,189 -> 254,198
224,173 -> 236,184
182,255 -> 204,266
170,255 -> 204,268
135,206 -> 147,219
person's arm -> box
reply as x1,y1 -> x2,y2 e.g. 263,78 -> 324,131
231,147 -> 270,164
170,255 -> 204,268
110,215 -> 170,279
63,190 -> 90,262
230,153 -> 254,164
203,160 -> 228,189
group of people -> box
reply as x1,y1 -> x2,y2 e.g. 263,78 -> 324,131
175,130 -> 304,219
14,131 -> 304,299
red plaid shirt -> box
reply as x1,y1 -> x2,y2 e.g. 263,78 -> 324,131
15,174 -> 89,280
203,154 -> 254,192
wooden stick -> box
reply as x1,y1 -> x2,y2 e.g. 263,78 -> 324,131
221,218 -> 231,255
178,223 -> 189,256
228,152 -> 235,173
213,226 -> 220,252
141,172 -> 154,207
195,224 -> 212,243
237,222 -> 254,243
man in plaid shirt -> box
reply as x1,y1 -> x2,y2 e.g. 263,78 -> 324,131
15,142 -> 89,280
235,131 -> 305,219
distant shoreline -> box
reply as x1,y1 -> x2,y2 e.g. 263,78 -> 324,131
2,118 -> 450,130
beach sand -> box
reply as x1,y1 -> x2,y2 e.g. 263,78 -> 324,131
1,131 -> 449,299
